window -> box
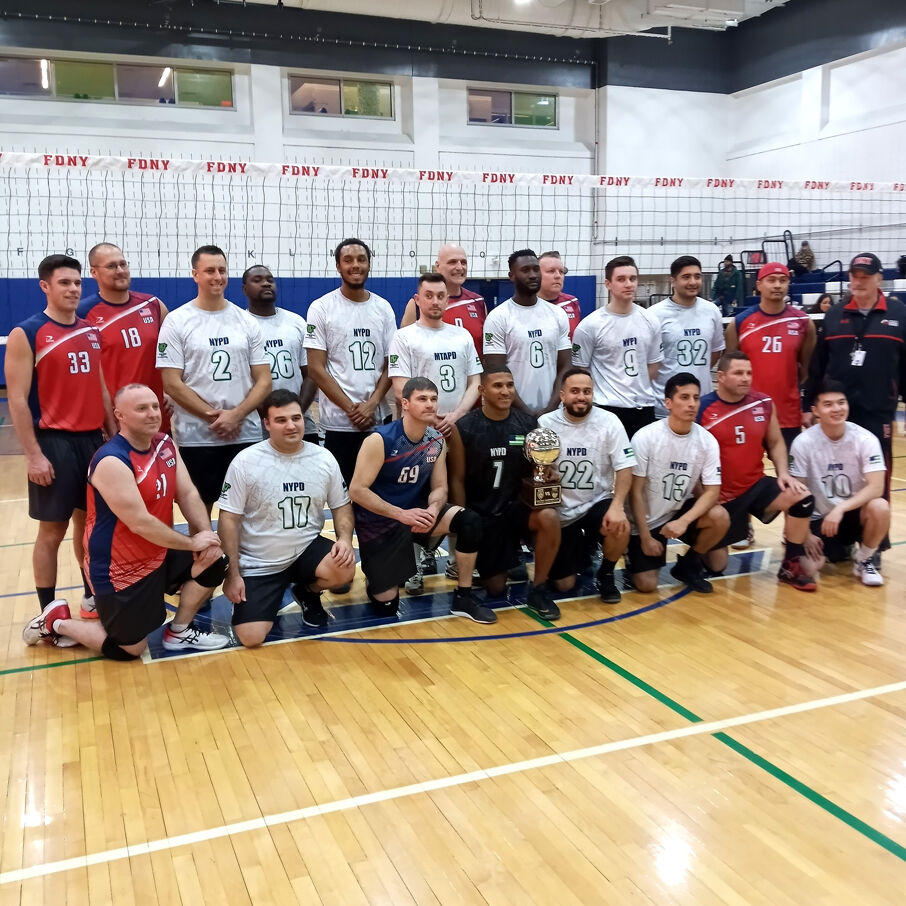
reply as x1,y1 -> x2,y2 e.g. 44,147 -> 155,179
468,89 -> 557,128
0,57 -> 52,96
55,60 -> 115,101
116,64 -> 176,104
289,75 -> 393,119
175,69 -> 233,108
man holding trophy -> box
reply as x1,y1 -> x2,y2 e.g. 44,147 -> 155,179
538,368 -> 636,603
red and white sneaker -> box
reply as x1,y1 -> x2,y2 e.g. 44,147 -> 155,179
777,557 -> 817,592
23,600 -> 72,646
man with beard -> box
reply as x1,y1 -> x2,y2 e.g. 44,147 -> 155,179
483,249 -> 572,416
242,265 -> 319,444
303,238 -> 397,484
538,368 -> 635,604
538,251 -> 582,340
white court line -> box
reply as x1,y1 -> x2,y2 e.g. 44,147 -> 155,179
2,674 -> 904,885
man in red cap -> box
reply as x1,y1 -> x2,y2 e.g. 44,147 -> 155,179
725,262 -> 816,452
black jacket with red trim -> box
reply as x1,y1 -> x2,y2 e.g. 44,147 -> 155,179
804,292 -> 906,425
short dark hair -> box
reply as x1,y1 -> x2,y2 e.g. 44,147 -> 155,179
87,242 -> 122,266
717,350 -> 750,372
260,389 -> 302,419
334,238 -> 372,264
814,379 -> 848,402
508,248 -> 537,270
539,250 -> 562,261
242,265 -> 273,283
402,376 -> 438,399
665,372 -> 700,398
38,254 -> 81,281
417,272 -> 446,288
560,366 -> 592,387
479,364 -> 513,382
192,245 -> 226,268
723,254 -> 734,263
670,255 -> 702,278
605,255 -> 637,281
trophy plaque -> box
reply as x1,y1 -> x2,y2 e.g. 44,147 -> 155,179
521,427 -> 562,509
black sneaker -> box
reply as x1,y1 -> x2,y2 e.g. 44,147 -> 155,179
670,554 -> 713,594
450,590 -> 497,624
525,583 -> 561,621
596,570 -> 621,604
291,585 -> 330,627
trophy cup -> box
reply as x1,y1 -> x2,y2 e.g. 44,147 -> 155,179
521,427 -> 562,509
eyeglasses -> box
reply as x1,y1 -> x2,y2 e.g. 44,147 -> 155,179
99,261 -> 129,271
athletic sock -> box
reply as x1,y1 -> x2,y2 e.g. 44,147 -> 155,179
596,557 -> 617,579
784,540 -> 805,560
683,549 -> 703,568
36,586 -> 56,610
79,568 -> 93,598
169,622 -> 188,634
858,544 -> 877,562
454,586 -> 471,597
52,619 -> 65,634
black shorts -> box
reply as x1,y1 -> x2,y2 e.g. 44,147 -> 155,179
599,405 -> 656,440
715,476 -> 782,548
810,509 -> 864,562
323,430 -> 369,486
94,549 -> 195,646
626,498 -> 697,575
180,443 -> 255,505
550,497 -> 611,581
476,501 -> 531,580
780,426 -> 801,453
233,535 -> 334,626
28,428 -> 103,522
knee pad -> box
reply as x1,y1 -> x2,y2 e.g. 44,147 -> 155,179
194,554 -> 230,588
367,586 -> 399,609
788,495 -> 814,519
449,508 -> 482,554
101,637 -> 140,661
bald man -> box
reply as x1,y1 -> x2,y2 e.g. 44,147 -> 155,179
401,244 -> 487,349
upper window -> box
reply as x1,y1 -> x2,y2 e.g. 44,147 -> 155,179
467,88 -> 557,128
289,75 -> 393,119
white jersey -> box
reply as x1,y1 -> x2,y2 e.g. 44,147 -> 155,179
789,423 -> 885,517
303,288 -> 397,432
571,305 -> 664,408
250,308 -> 316,437
218,440 -> 349,575
155,300 -> 268,446
647,297 -> 725,416
631,419 -> 721,531
388,322 -> 482,415
482,298 -> 571,411
538,406 -> 636,525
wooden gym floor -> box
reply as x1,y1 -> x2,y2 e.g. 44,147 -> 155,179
1,436 -> 906,904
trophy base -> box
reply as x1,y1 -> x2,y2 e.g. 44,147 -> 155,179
521,479 -> 561,509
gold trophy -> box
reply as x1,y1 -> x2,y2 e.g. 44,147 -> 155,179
521,427 -> 562,509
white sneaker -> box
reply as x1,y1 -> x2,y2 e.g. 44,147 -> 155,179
80,595 -> 98,620
162,623 -> 231,651
23,599 -> 71,645
854,558 -> 883,587
732,525 -> 755,550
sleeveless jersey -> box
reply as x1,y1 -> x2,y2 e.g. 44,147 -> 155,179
545,293 -> 582,340
352,420 -> 444,543
18,312 -> 105,431
734,304 -> 809,429
455,407 -> 537,516
697,391 -> 773,502
84,432 -> 178,595
77,291 -> 168,431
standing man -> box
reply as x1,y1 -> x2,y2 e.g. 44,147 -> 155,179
483,249 -> 572,415
538,369 -> 635,604
389,272 -> 483,434
725,262 -> 815,452
349,377 -> 494,624
23,384 -> 230,656
648,256 -> 725,417
712,255 -> 744,316
304,238 -> 397,484
400,243 -> 487,350
628,374 -> 728,594
446,367 -> 563,620
217,390 -> 356,645
79,242 -> 170,430
698,352 -> 817,591
241,265 -> 319,444
5,254 -> 115,624
792,380 -> 890,586
156,245 -> 272,514
538,251 -> 582,340
571,255 -> 664,438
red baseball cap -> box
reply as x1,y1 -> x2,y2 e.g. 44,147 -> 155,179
756,262 -> 790,281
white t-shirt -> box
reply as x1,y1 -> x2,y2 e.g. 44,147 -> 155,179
538,406 -> 636,525
789,423 -> 885,517
218,440 -> 349,575
303,288 -> 397,432
647,297 -> 725,416
482,298 -> 571,411
388,322 -> 483,415
571,305 -> 664,408
631,418 -> 722,530
250,308 -> 316,437
155,300 -> 268,446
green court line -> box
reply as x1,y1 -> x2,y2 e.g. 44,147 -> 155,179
0,656 -> 103,676
521,607 -> 906,863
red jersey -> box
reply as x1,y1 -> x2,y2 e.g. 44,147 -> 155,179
734,304 -> 809,428
435,288 -> 487,348
77,291 -> 169,431
19,312 -> 105,431
85,432 -> 178,594
697,390 -> 773,502
545,293 -> 582,340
